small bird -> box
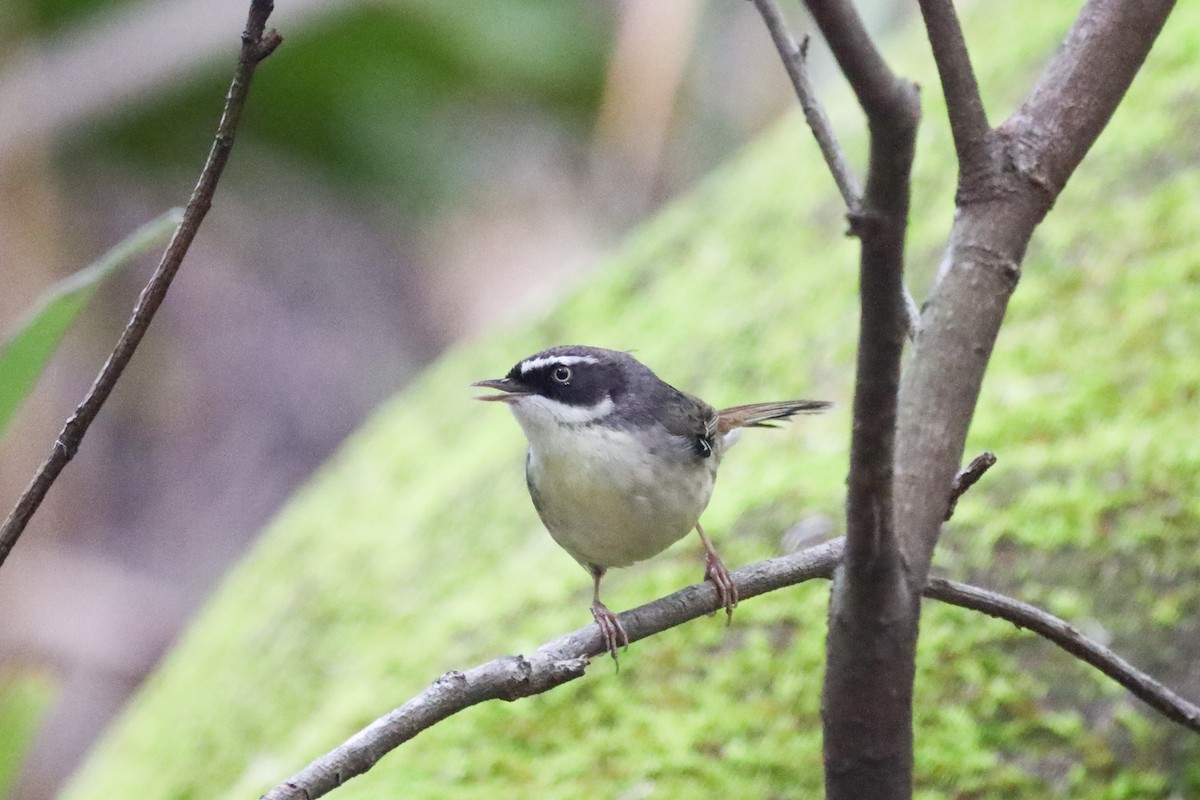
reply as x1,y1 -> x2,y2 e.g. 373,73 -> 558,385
473,345 -> 830,660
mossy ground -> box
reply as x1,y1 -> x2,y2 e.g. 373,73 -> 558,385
62,2 -> 1200,798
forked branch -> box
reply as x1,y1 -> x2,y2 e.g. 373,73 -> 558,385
0,0 -> 282,570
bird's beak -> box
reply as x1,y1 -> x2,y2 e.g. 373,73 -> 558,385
471,377 -> 532,403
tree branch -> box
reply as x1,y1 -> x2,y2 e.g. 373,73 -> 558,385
924,577 -> 1200,734
1002,0 -> 1177,200
0,0 -> 282,571
748,0 -> 921,341
798,2 -> 920,796
262,539 -> 1200,800
895,0 -> 1177,596
261,539 -> 846,800
916,0 -> 990,178
748,0 -> 861,209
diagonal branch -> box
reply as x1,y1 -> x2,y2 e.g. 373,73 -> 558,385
944,450 -> 997,521
748,0 -> 921,341
749,0 -> 861,209
916,0 -> 990,178
0,0 -> 282,571
261,539 -> 846,800
925,577 -> 1200,734
262,539 -> 1200,800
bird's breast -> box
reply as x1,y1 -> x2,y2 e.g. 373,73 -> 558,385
524,423 -> 717,569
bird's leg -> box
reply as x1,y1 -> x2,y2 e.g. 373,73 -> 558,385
589,565 -> 629,662
697,523 -> 738,624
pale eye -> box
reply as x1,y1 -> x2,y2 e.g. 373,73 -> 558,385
552,366 -> 572,384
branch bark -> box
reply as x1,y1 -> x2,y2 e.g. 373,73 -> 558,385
0,0 -> 282,571
916,0 -> 990,179
895,0 -> 1177,593
798,1 -> 920,796
262,540 -> 1200,800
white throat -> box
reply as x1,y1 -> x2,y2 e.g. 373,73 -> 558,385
508,394 -> 615,444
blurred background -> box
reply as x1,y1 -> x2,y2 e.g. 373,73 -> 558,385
0,1 -> 901,796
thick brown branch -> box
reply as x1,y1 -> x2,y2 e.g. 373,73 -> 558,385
895,0 -> 1177,596
925,577 -> 1200,734
799,2 -> 920,797
0,0 -> 281,570
1001,0 -> 1177,199
262,540 -> 1200,800
916,0 -> 990,177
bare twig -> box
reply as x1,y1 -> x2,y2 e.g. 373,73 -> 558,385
944,450 -> 997,521
262,538 -> 1200,800
916,0 -> 990,177
749,0 -> 921,341
749,0 -> 860,208
925,577 -> 1200,734
0,0 -> 282,571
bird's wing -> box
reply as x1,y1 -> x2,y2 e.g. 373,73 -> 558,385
716,400 -> 832,434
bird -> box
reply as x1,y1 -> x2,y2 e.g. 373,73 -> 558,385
472,345 -> 830,661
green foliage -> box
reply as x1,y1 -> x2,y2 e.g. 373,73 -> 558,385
0,209 -> 181,438
63,2 -> 1200,798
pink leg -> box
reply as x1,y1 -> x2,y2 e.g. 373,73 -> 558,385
590,566 -> 629,662
697,523 -> 738,624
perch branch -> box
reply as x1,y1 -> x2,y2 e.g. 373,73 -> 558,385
916,0 -> 990,177
260,539 -> 846,800
263,538 -> 1200,800
0,0 -> 282,571
944,450 -> 997,521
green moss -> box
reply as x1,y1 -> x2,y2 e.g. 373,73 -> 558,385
65,2 -> 1200,798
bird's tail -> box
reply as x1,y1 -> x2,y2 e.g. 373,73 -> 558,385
716,400 -> 832,434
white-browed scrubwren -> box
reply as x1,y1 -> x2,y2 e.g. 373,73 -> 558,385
474,345 -> 830,661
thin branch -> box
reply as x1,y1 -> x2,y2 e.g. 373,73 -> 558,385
916,0 -> 990,177
749,0 -> 921,341
925,577 -> 1200,734
944,450 -> 997,521
0,0 -> 282,571
749,0 -> 860,208
262,539 -> 1200,800
260,539 -> 847,800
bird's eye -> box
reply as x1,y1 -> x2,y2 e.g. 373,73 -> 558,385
552,366 -> 572,384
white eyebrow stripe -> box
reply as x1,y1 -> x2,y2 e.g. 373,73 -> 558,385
519,355 -> 599,374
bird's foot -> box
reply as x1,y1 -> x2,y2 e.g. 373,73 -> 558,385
704,548 -> 739,625
591,600 -> 630,663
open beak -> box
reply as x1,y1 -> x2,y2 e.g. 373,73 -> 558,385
471,377 -> 532,403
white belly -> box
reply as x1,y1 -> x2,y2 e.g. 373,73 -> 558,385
524,425 -> 718,569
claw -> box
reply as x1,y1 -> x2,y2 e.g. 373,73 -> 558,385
697,524 -> 738,624
591,600 -> 630,665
